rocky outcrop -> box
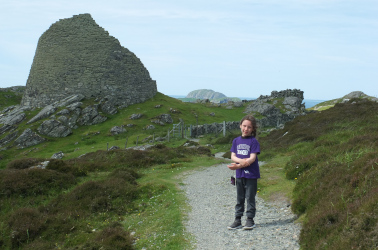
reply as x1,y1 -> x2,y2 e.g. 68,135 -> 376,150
0,93 -> 112,149
245,89 -> 306,128
14,128 -> 46,149
27,105 -> 57,124
0,131 -> 19,148
21,13 -> 157,108
0,106 -> 30,126
77,105 -> 107,125
37,120 -> 72,137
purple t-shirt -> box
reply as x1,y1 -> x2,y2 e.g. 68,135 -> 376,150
230,136 -> 260,179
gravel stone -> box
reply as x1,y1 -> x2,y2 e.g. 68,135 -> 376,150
181,163 -> 301,250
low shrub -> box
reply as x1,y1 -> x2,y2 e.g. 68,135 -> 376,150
7,208 -> 46,248
47,159 -> 87,177
42,177 -> 138,217
108,168 -> 139,185
260,100 -> 378,249
6,158 -> 46,169
0,168 -> 76,197
89,222 -> 134,249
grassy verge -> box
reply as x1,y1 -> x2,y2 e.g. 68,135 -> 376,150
123,156 -> 226,249
258,153 -> 296,205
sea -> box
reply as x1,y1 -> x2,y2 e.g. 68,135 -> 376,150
168,95 -> 325,109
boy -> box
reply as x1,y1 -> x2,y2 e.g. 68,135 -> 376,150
227,115 -> 260,230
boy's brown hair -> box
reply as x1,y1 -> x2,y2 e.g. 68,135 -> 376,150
240,115 -> 258,137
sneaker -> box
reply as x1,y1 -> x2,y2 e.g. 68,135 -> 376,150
227,219 -> 242,230
243,218 -> 256,230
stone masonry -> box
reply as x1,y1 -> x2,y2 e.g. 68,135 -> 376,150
21,13 -> 157,108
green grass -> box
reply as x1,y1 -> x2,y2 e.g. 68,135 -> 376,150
0,89 -> 23,108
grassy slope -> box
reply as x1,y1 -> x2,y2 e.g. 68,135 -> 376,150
0,92 -> 245,168
258,98 -> 378,249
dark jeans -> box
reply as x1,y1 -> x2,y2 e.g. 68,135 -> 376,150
235,178 -> 257,219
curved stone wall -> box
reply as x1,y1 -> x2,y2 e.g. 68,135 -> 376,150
21,13 -> 157,108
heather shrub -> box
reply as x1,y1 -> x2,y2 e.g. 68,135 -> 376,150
108,168 -> 139,185
259,99 -> 378,249
6,158 -> 46,169
87,223 -> 134,249
47,159 -> 87,177
43,177 -> 138,217
65,146 -> 211,173
0,168 -> 76,197
7,208 -> 46,248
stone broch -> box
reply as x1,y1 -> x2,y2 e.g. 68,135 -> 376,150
21,13 -> 157,108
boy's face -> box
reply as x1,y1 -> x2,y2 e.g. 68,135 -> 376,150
240,120 -> 253,137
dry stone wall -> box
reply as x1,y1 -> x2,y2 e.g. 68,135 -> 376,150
21,13 -> 157,108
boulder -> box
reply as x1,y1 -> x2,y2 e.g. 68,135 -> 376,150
27,105 -> 57,124
77,105 -> 107,125
37,120 -> 72,137
0,106 -> 29,127
110,126 -> 126,135
234,102 -> 244,107
151,114 -> 173,125
108,146 -> 120,150
14,128 -> 46,149
146,125 -> 155,130
51,151 -> 64,159
130,113 -> 143,120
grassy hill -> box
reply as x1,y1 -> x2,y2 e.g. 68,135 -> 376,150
0,92 -> 376,249
258,98 -> 377,249
308,91 -> 377,111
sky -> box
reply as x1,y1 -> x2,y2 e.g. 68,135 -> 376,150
0,0 -> 377,100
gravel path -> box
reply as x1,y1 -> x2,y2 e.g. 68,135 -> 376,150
181,162 -> 301,250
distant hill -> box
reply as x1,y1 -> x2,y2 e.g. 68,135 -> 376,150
309,91 -> 378,111
186,89 -> 226,99
183,89 -> 241,103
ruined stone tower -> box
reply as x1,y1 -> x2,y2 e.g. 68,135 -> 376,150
21,13 -> 157,108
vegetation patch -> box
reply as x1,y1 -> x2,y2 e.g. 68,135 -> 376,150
259,99 -> 378,249
0,143 -> 217,249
